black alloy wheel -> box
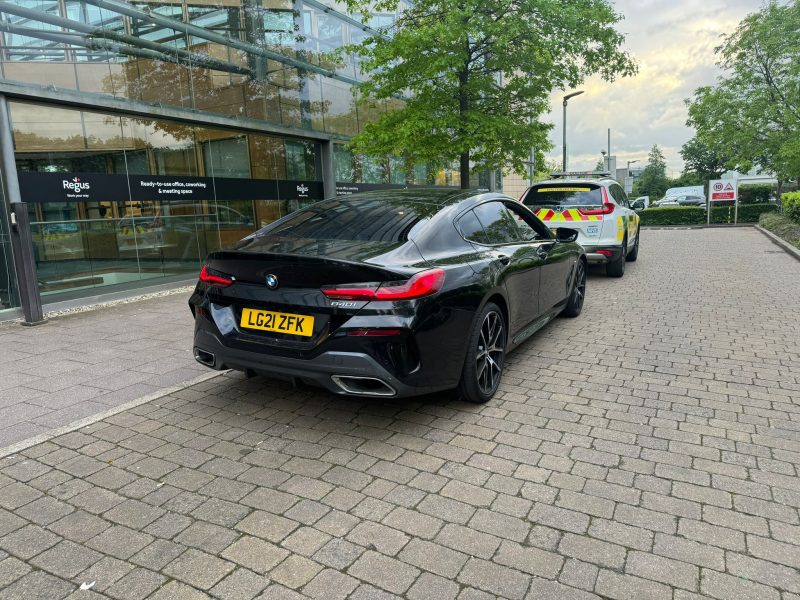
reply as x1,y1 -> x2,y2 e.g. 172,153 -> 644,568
458,302 -> 506,403
561,260 -> 586,318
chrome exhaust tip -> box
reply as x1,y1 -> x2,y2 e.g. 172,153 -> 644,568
194,348 -> 216,368
331,375 -> 396,397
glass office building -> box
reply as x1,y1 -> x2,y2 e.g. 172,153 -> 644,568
0,0 -> 469,315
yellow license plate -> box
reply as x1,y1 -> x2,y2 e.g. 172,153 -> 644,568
240,308 -> 314,337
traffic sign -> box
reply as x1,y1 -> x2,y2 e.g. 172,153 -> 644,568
624,177 -> 633,194
709,179 -> 737,202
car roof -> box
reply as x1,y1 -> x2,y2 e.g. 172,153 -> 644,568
334,188 -> 484,207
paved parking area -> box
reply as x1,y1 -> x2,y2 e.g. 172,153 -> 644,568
0,227 -> 799,599
0,290 -> 204,448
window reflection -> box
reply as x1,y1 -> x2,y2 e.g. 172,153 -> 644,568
0,0 -> 400,134
9,100 -> 320,300
202,136 -> 251,178
331,142 -> 462,188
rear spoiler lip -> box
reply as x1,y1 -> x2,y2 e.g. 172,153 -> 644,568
204,249 -> 427,282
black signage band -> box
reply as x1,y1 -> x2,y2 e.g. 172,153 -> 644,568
17,172 -> 324,204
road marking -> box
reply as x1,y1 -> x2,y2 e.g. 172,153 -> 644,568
0,370 -> 226,459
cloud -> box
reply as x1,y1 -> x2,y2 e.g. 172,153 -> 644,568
544,0 -> 763,175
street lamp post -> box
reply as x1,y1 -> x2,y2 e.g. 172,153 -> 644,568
627,159 -> 640,176
562,90 -> 584,172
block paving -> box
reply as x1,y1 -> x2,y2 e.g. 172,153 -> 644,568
0,289 -> 205,448
0,227 -> 799,599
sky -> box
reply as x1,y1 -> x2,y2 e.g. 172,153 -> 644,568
545,0 -> 765,176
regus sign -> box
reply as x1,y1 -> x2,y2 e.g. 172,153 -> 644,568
62,177 -> 90,192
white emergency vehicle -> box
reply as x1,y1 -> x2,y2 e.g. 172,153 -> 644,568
519,173 -> 640,277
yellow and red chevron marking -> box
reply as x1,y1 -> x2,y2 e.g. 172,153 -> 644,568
535,208 -> 602,222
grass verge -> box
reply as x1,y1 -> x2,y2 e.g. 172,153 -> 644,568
759,212 -> 800,250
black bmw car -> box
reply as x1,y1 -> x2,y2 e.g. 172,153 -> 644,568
189,189 -> 586,403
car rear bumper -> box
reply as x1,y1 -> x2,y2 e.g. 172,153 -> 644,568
582,244 -> 624,264
193,327 -> 447,398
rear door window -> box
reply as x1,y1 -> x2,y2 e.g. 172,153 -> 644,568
504,202 -> 550,241
609,184 -> 627,207
473,202 -> 522,245
456,210 -> 488,244
460,201 -> 521,245
522,184 -> 603,208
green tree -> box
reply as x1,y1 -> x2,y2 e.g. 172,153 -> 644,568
633,145 -> 669,198
534,158 -> 561,181
684,1 -> 800,184
679,133 -> 728,182
341,0 -> 636,188
668,171 -> 705,188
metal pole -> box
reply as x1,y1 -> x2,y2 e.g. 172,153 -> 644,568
562,99 -> 568,172
607,129 -> 611,168
528,146 -> 535,186
734,178 -> 739,224
707,181 -> 711,225
0,94 -> 45,324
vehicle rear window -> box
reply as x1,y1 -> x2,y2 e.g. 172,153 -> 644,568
456,210 -> 488,244
522,184 -> 602,208
258,197 -> 432,242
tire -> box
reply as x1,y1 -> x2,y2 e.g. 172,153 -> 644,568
561,260 -> 586,318
626,227 -> 640,262
606,238 -> 626,277
458,302 -> 506,404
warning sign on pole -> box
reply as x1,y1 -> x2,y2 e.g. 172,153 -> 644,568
708,179 -> 740,225
709,180 -> 737,202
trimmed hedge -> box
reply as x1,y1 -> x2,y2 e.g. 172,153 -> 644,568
709,203 -> 777,224
760,212 -> 800,249
782,191 -> 800,223
638,204 -> 777,226
638,206 -> 705,226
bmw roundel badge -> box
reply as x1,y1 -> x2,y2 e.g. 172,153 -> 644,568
265,274 -> 279,289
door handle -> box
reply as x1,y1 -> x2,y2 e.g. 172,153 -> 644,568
496,254 -> 511,265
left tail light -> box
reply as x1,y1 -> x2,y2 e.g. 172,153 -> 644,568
321,268 -> 445,301
199,264 -> 234,287
578,187 -> 615,216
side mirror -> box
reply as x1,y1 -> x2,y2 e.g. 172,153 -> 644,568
631,201 -> 644,210
555,227 -> 579,243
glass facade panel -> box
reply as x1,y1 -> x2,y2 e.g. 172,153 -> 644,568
285,140 -> 316,180
334,144 -> 354,182
331,142 -> 465,188
389,156 -> 406,184
0,0 -> 401,136
8,100 -> 321,301
249,134 -> 287,179
358,154 -> 387,184
10,103 -> 84,154
202,136 -> 250,178
323,80 -> 359,135
0,0 -> 463,310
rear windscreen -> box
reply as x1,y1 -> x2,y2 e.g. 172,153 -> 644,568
522,184 -> 602,207
258,197 -> 433,242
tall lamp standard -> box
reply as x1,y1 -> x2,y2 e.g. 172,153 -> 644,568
627,159 -> 640,176
562,90 -> 584,171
